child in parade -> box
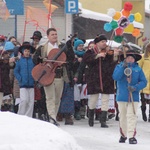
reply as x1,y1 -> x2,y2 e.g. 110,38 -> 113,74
112,50 -> 147,144
73,38 -> 86,120
14,42 -> 35,117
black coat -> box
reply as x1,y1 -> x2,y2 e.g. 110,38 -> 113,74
83,49 -> 117,94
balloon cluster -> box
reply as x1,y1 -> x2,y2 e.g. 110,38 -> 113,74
104,2 -> 142,43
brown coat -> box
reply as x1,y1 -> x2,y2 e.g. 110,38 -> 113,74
83,49 -> 117,94
0,62 -> 12,95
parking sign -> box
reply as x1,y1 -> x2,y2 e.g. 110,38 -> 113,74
65,0 -> 78,14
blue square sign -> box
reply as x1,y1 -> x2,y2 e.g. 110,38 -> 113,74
5,0 -> 24,15
65,0 -> 78,14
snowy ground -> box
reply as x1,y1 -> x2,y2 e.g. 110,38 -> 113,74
0,105 -> 149,150
59,105 -> 150,150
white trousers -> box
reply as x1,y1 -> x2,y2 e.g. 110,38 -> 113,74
118,102 -> 139,138
18,88 -> 34,117
44,78 -> 64,120
88,93 -> 109,111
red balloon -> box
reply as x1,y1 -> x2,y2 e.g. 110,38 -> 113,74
124,2 -> 133,11
115,28 -> 124,36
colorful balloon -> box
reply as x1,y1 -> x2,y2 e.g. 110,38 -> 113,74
134,12 -> 142,22
104,23 -> 112,32
123,2 -> 133,11
132,28 -> 140,37
113,12 -> 121,20
110,20 -> 118,29
124,24 -> 134,33
115,28 -> 124,36
128,14 -> 134,22
104,1 -> 142,43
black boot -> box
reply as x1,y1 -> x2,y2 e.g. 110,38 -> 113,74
95,111 -> 101,121
141,106 -> 147,122
115,112 -> 119,121
100,111 -> 108,128
129,137 -> 137,144
88,109 -> 94,127
119,136 -> 127,143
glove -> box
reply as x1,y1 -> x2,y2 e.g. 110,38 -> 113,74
128,86 -> 136,93
123,60 -> 128,68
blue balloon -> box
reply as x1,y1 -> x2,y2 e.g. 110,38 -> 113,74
104,23 -> 112,32
128,14 -> 135,23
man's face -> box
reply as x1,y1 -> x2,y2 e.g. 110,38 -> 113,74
47,30 -> 58,44
32,38 -> 40,46
96,40 -> 107,50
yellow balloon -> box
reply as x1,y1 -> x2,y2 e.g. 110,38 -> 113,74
124,24 -> 134,33
134,13 -> 142,22
113,12 -> 121,20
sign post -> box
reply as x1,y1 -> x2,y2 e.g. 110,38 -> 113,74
5,0 -> 24,38
65,0 -> 78,14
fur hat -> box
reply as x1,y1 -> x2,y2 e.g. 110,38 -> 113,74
30,31 -> 42,40
74,38 -> 84,49
120,50 -> 141,62
19,42 -> 35,54
94,34 -> 107,44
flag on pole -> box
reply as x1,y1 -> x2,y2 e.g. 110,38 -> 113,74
43,0 -> 58,12
0,1 -> 10,21
26,6 -> 50,31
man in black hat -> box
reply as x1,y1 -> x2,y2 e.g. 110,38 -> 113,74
83,34 -> 117,128
30,31 -> 42,49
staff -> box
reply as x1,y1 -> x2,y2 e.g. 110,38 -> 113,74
124,67 -> 135,114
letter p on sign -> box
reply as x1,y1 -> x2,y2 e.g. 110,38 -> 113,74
65,0 -> 78,14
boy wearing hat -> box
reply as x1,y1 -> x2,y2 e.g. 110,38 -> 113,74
14,42 -> 35,117
112,50 -> 147,144
83,34 -> 117,128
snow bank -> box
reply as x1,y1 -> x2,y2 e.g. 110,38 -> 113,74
0,112 -> 82,150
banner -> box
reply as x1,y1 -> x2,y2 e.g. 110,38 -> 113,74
0,1 -> 10,21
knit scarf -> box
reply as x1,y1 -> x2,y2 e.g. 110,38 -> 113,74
74,50 -> 85,57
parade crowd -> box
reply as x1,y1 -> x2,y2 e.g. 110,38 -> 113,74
0,28 -> 150,145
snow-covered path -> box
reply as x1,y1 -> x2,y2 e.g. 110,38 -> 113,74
60,107 -> 150,150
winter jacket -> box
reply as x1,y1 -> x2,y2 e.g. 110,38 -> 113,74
112,62 -> 147,102
14,56 -> 35,88
0,62 -> 12,94
83,49 -> 117,94
138,54 -> 150,94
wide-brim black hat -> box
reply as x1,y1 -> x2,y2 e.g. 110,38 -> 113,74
19,42 -> 35,54
120,50 -> 142,62
30,31 -> 42,39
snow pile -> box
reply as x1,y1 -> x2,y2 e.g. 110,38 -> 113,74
0,112 -> 82,150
